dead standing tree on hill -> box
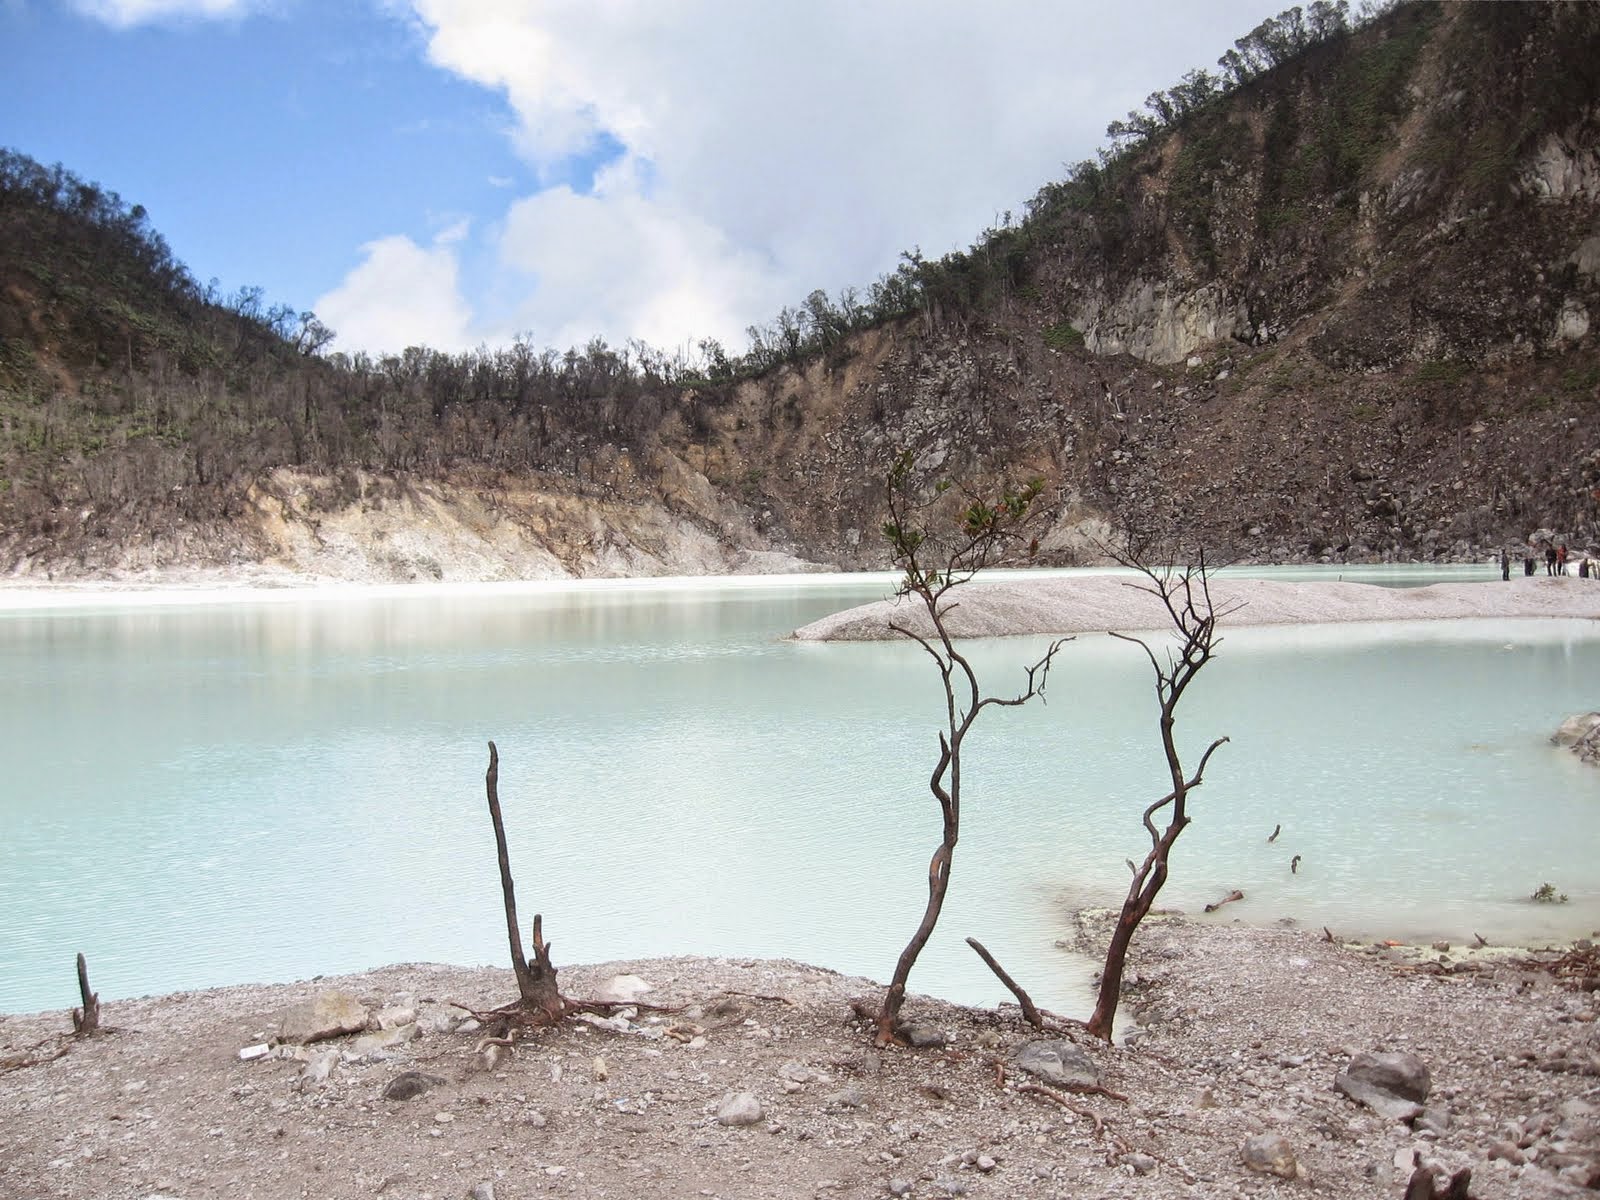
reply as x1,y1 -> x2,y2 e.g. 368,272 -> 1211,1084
1085,551 -> 1232,1041
875,452 -> 1068,1045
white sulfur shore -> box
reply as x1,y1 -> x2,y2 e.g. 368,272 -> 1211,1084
791,573 -> 1600,641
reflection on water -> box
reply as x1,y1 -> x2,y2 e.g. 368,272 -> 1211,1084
2,567 -> 1597,1016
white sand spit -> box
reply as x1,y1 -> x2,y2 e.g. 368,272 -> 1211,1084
791,573 -> 1600,641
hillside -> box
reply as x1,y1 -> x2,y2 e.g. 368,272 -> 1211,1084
1,0 -> 1598,582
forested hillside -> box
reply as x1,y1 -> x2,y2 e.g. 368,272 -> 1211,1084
2,0 -> 1597,581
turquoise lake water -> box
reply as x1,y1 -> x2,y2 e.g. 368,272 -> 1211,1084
2,565 -> 1597,1016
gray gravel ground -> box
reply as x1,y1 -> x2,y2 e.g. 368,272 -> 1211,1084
3,916 -> 1596,1200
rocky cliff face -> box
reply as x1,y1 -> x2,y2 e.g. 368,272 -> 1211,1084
4,1 -> 1598,583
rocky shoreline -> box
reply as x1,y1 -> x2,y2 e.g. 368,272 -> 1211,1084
4,917 -> 1597,1200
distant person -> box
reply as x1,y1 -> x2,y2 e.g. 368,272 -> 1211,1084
1581,558 -> 1591,579
1547,543 -> 1559,575
1558,544 -> 1569,575
1501,549 -> 1510,580
1525,553 -> 1536,576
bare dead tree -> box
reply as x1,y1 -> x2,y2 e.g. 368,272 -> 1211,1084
484,740 -> 566,1024
876,451 -> 1067,1045
71,952 -> 99,1036
1085,551 -> 1232,1041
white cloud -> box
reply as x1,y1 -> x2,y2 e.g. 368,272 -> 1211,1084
68,0 -> 260,27
498,154 -> 783,353
336,0 -> 1285,354
313,233 -> 476,356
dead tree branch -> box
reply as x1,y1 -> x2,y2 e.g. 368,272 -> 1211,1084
965,937 -> 1043,1027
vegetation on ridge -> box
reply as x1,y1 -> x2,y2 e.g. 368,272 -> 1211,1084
1,0 -> 1597,576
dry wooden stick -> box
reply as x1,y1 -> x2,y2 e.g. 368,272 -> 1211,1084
965,937 -> 1043,1028
1013,1079 -> 1105,1132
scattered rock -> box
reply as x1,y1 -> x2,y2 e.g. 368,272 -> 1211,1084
825,1084 -> 866,1109
1240,1132 -> 1297,1179
382,1071 -> 446,1102
1014,1040 -> 1099,1089
467,1184 -> 496,1200
1343,1050 -> 1431,1102
349,1022 -> 420,1058
778,1060 -> 829,1085
297,1048 -> 337,1088
715,1092 -> 763,1126
1334,1071 -> 1424,1122
1122,1152 -> 1159,1174
277,991 -> 369,1044
593,974 -> 653,1004
370,1005 -> 417,1031
900,1024 -> 947,1049
1488,1139 -> 1526,1165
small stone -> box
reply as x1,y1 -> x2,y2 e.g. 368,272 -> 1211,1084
1489,1140 -> 1526,1165
592,1056 -> 609,1082
467,1184 -> 496,1200
935,1177 -> 968,1197
826,1084 -> 866,1109
298,1049 -> 337,1088
1417,1106 -> 1452,1135
901,1024 -> 946,1049
1122,1152 -> 1158,1175
1241,1132 -> 1297,1179
778,1060 -> 829,1084
372,1005 -> 417,1030
382,1071 -> 445,1101
716,1092 -> 763,1126
888,1179 -> 914,1197
434,1111 -> 455,1123
349,1023 -> 420,1058
975,1154 -> 997,1173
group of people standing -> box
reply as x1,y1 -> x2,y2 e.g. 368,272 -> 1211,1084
1502,540 -> 1594,579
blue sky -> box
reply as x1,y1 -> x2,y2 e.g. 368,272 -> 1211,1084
1,0 -> 1289,358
